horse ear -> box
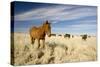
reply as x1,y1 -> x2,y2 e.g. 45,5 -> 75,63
45,20 -> 49,24
43,20 -> 51,25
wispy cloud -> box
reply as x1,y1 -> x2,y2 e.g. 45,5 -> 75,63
52,24 -> 97,35
14,5 -> 97,22
14,5 -> 73,21
52,24 -> 96,30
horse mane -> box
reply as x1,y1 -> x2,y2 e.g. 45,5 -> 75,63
30,20 -> 50,33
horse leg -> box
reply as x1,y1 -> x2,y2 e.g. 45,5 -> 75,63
40,39 -> 45,49
31,37 -> 33,44
37,39 -> 40,48
31,37 -> 35,44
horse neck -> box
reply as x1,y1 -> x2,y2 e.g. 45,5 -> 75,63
39,25 -> 46,34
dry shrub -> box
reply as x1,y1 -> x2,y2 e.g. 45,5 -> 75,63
12,33 -> 97,65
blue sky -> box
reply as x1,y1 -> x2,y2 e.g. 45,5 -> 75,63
12,1 -> 97,35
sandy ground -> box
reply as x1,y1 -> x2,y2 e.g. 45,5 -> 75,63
11,33 -> 97,65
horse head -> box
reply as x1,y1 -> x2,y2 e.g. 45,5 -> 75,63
43,20 -> 51,37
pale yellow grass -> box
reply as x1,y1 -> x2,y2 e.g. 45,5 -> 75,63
12,33 -> 97,65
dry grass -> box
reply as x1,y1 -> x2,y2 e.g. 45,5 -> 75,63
11,33 -> 97,65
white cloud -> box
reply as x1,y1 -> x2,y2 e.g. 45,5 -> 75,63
14,5 -> 97,23
52,24 -> 97,32
14,5 -> 72,21
69,24 -> 96,29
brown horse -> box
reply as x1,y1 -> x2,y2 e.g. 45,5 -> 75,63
29,20 -> 51,48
